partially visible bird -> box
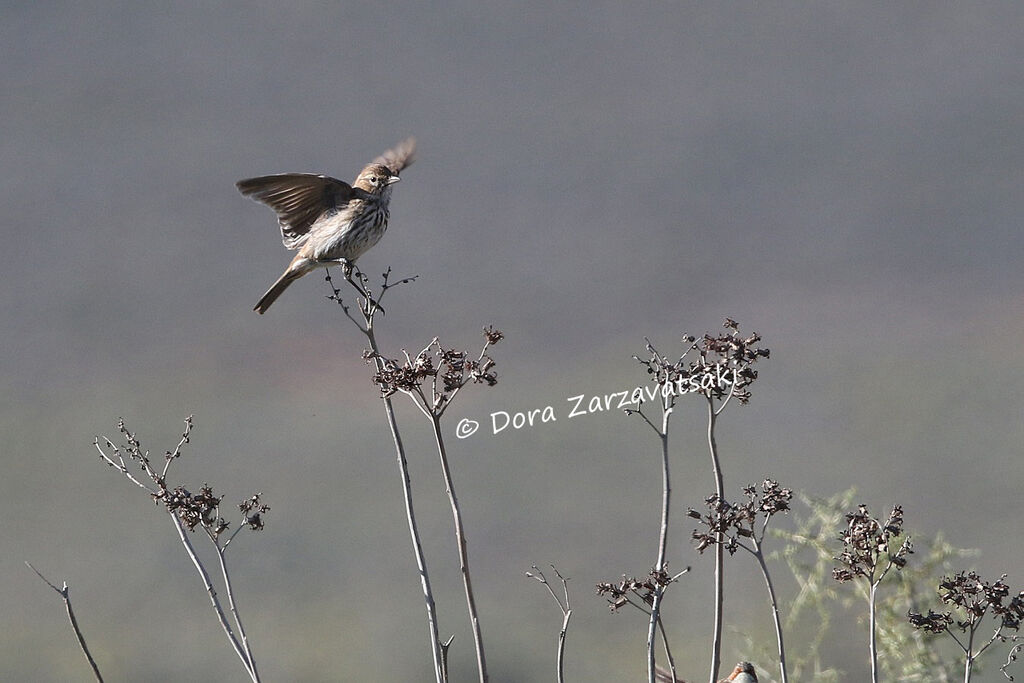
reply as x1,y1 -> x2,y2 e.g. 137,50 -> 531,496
655,660 -> 758,683
721,661 -> 758,683
237,137 -> 416,313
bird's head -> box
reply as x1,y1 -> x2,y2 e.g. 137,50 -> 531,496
355,163 -> 400,195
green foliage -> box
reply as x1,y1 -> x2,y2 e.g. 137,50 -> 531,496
736,489 -> 977,683
875,532 -> 975,682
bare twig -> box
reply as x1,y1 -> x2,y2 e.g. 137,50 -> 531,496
690,481 -> 792,683
706,399 -> 725,683
327,267 -> 445,683
596,567 -> 690,681
429,412 -> 489,682
26,563 -> 104,682
359,309 -> 501,683
441,634 -> 456,682
834,504 -> 911,683
527,565 -> 572,683
95,418 -> 264,682
909,572 -> 1024,683
646,392 -> 675,683
632,323 -> 768,683
1001,639 -> 1022,681
168,513 -> 258,681
626,337 -> 694,683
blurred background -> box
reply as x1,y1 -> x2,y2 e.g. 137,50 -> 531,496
2,2 -> 1022,681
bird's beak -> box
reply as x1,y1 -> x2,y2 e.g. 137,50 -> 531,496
387,175 -> 401,185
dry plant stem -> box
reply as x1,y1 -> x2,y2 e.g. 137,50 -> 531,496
528,566 -> 571,683
746,532 -> 789,683
630,341 -> 683,683
947,619 -> 1002,683
363,319 -> 445,683
428,412 -> 489,683
864,556 -> 901,683
963,625 -> 974,683
214,542 -> 258,680
657,615 -> 678,682
1000,641 -> 1022,682
398,335 -> 499,683
731,504 -> 788,683
441,635 -> 455,682
612,568 -> 689,683
868,582 -> 880,683
92,423 -> 260,683
169,513 -> 260,683
741,528 -> 786,683
647,394 -> 674,683
556,612 -> 570,682
706,399 -> 725,683
331,268 -> 445,683
941,611 -> 1012,683
26,563 -> 104,682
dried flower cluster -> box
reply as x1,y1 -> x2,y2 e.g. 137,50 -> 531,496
833,504 -> 912,583
95,417 -> 269,539
909,572 -> 1024,634
166,484 -> 226,533
688,479 -> 793,554
596,568 -> 674,612
366,326 -> 501,413
633,319 -> 769,406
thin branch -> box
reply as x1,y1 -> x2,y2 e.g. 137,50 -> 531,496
934,623 -> 969,656
441,634 -> 456,683
713,368 -> 738,417
648,389 -> 674,683
95,419 -> 262,682
747,539 -> 789,683
215,545 -> 259,680
430,412 -> 488,682
168,513 -> 258,682
974,624 -> 1007,660
369,333 -> 445,683
706,398 -> 724,683
527,565 -> 572,683
94,438 -> 155,494
1000,639 -> 1022,681
27,563 -> 104,682
656,615 -> 678,683
330,267 -> 444,683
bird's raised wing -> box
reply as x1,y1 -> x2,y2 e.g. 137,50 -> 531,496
372,137 -> 417,175
237,174 -> 354,249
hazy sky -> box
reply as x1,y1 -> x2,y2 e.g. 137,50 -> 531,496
3,3 -> 1022,680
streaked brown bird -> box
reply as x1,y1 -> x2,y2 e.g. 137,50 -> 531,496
654,660 -> 758,683
237,137 -> 416,313
720,661 -> 758,683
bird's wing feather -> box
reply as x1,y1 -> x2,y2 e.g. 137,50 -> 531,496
237,174 -> 354,249
372,137 -> 417,175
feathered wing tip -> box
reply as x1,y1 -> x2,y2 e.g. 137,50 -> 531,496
372,137 -> 417,174
254,269 -> 302,314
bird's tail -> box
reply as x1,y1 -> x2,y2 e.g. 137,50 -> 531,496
254,269 -> 302,314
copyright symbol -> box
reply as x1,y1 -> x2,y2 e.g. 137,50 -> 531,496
455,418 -> 479,439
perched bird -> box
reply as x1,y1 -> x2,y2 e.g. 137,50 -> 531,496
237,137 -> 416,313
655,660 -> 758,683
721,661 -> 758,683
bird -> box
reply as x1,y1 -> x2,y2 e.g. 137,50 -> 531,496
721,661 -> 758,683
655,660 -> 757,683
237,137 -> 416,313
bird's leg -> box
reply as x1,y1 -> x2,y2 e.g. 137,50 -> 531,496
319,257 -> 354,278
327,260 -> 385,315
